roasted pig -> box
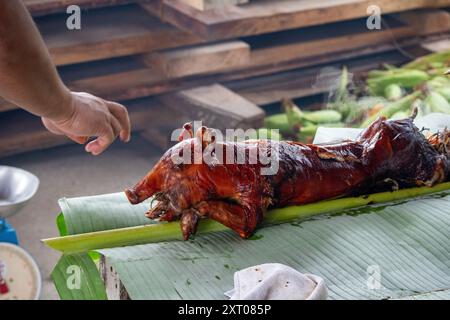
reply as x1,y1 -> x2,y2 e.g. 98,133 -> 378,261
125,114 -> 449,240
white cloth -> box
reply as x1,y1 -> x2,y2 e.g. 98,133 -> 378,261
225,263 -> 327,300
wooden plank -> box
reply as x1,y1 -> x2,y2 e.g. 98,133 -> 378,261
65,14 -> 438,100
24,0 -> 140,16
159,84 -> 265,130
37,4 -> 202,65
142,41 -> 250,78
245,16 -> 413,68
180,0 -> 248,11
1,28 -> 445,114
396,9 -> 450,35
69,35 -> 438,104
0,34 -> 440,114
99,256 -> 130,300
226,51 -> 410,105
142,0 -> 450,40
35,2 -> 450,67
0,111 -> 70,158
2,12 -> 446,111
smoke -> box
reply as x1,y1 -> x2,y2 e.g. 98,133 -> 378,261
311,66 -> 355,107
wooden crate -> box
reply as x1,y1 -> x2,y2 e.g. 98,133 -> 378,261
143,0 -> 450,39
0,1 -> 449,158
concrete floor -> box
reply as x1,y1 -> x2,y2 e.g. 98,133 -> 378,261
2,135 -> 161,299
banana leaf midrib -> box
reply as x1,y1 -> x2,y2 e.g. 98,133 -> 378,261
42,182 -> 450,254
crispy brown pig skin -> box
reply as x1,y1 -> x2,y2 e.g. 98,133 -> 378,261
125,116 -> 449,240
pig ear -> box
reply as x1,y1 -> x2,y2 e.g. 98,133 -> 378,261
178,123 -> 194,141
196,126 -> 217,149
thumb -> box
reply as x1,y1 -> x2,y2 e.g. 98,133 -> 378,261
85,126 -> 115,155
67,135 -> 89,145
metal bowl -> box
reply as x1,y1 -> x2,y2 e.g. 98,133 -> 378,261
0,166 -> 39,218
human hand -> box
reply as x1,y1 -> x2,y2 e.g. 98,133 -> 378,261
42,91 -> 131,155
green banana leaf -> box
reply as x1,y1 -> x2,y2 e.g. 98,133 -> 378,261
49,187 -> 450,300
51,253 -> 107,300
57,192 -> 153,235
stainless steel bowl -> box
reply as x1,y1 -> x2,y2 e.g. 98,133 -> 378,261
0,166 -> 39,218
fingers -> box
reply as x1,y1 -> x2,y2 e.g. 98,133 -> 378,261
85,126 -> 115,155
43,92 -> 131,155
109,114 -> 122,139
83,105 -> 124,154
108,102 -> 131,142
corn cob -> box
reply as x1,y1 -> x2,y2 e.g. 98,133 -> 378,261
390,110 -> 410,120
367,66 -> 409,79
426,76 -> 450,89
367,70 -> 429,96
360,91 -> 421,127
300,109 -> 342,124
283,99 -> 342,124
335,66 -> 349,103
264,114 -> 292,135
367,70 -> 391,79
426,91 -> 450,114
283,99 -> 302,130
437,87 -> 450,102
384,84 -> 403,101
357,96 -> 387,109
403,51 -> 450,71
411,99 -> 427,118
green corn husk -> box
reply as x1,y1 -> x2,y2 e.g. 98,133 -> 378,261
300,109 -> 342,124
390,110 -> 410,120
283,99 -> 302,129
264,114 -> 291,134
367,69 -> 391,79
356,96 -> 387,109
430,62 -> 445,69
384,84 -> 403,101
335,65 -> 349,103
283,99 -> 342,124
436,87 -> 450,102
428,67 -> 450,77
426,76 -> 450,89
403,51 -> 450,70
426,91 -> 450,114
360,91 -> 421,128
367,67 -> 402,80
412,98 -> 427,118
246,128 -> 282,141
367,70 -> 429,96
